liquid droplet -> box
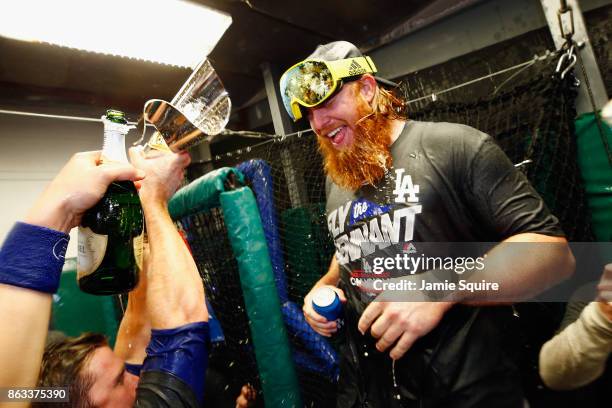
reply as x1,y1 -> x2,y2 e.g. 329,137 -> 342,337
392,360 -> 398,388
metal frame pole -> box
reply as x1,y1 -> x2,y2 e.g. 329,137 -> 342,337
540,0 -> 609,114
261,62 -> 307,208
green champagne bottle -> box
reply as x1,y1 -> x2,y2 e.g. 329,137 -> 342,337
77,109 -> 144,295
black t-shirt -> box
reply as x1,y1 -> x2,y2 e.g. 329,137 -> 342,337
325,120 -> 564,407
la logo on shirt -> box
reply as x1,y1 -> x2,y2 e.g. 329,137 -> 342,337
327,168 -> 422,266
392,168 -> 420,204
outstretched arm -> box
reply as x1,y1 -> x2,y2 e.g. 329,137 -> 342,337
114,248 -> 151,367
357,232 -> 574,360
130,148 -> 207,328
128,147 -> 209,407
0,151 -> 143,395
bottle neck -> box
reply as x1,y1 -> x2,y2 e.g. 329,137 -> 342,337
101,117 -> 131,164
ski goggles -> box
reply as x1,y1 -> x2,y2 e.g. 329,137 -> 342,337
279,56 -> 378,121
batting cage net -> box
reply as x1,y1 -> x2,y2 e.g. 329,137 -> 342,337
174,54 -> 592,407
403,56 -> 594,242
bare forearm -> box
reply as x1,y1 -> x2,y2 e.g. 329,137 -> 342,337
0,285 -> 51,388
0,150 -> 142,398
6,204 -> 70,377
114,300 -> 150,364
317,256 -> 341,287
382,234 -> 574,304
115,267 -> 150,363
459,233 -> 574,304
0,218 -> 68,390
142,199 -> 206,329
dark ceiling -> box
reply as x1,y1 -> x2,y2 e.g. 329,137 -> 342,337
0,0 -> 480,129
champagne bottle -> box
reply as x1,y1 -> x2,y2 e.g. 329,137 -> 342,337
77,109 -> 144,295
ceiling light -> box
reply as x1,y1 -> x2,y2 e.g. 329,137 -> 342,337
0,0 -> 232,68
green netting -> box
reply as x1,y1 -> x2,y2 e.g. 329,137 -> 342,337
282,205 -> 335,305
405,62 -> 594,242
575,112 -> 612,241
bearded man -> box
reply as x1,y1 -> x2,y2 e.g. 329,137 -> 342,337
280,41 -> 575,407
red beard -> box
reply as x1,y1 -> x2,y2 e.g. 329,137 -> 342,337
317,102 -> 394,191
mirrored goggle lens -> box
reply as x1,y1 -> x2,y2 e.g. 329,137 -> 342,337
281,60 -> 335,111
280,73 -> 297,121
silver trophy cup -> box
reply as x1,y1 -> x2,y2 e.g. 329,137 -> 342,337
141,58 -> 231,152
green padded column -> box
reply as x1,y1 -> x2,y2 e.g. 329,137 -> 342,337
576,112 -> 612,241
169,167 -> 244,219
220,187 -> 302,407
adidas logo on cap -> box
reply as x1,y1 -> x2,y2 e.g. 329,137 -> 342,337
348,60 -> 366,76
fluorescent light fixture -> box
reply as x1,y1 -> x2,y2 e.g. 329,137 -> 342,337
0,0 -> 231,68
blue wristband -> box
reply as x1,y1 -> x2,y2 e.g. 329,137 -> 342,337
0,222 -> 69,293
